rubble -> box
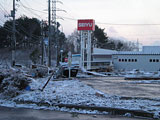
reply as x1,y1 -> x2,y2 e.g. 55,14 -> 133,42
30,65 -> 48,78
0,68 -> 32,98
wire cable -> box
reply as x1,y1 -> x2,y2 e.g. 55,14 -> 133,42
19,1 -> 43,19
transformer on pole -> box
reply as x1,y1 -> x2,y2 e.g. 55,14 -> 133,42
77,19 -> 95,70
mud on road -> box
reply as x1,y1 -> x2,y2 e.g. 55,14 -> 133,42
79,77 -> 160,99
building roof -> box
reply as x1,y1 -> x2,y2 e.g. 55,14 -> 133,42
72,54 -> 81,57
114,46 -> 160,55
92,48 -> 117,55
93,46 -> 160,55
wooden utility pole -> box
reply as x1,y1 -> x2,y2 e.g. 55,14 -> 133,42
48,0 -> 51,67
41,21 -> 44,65
11,0 -> 16,66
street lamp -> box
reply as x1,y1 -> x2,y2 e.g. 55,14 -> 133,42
60,50 -> 63,62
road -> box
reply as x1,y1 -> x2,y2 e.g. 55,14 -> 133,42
0,106 -> 150,120
79,77 -> 160,98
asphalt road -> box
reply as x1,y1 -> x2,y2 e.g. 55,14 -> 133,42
79,77 -> 160,99
0,106 -> 149,120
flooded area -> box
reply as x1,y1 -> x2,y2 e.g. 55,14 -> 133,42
79,77 -> 160,99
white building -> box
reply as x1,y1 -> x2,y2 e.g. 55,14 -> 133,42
72,46 -> 160,72
113,46 -> 160,72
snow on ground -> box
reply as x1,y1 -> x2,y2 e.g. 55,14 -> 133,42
81,68 -> 107,77
128,80 -> 160,84
0,77 -> 159,114
0,70 -> 160,116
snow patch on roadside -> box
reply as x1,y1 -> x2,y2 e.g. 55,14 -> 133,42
128,80 -> 160,84
12,78 -> 160,113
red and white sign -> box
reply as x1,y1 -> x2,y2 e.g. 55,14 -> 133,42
64,58 -> 68,62
77,19 -> 95,31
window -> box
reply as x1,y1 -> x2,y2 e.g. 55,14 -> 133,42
153,59 -> 156,62
122,59 -> 124,62
135,59 -> 137,62
156,59 -> 159,62
150,59 -> 152,62
119,59 -> 121,62
132,59 -> 134,62
128,59 -> 131,62
125,59 -> 127,62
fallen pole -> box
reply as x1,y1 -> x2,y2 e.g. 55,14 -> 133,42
41,72 -> 55,91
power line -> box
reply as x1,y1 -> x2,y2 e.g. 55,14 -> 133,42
19,1 -> 43,19
56,15 -> 160,26
97,22 -> 160,26
19,3 -> 47,14
58,16 -> 77,21
122,34 -> 160,36
0,2 -> 10,15
0,11 -> 40,40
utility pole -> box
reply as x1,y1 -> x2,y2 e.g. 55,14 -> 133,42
48,0 -> 51,67
41,21 -> 44,65
11,0 -> 16,66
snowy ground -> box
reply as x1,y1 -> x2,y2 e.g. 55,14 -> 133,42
0,76 -> 159,118
0,65 -> 160,118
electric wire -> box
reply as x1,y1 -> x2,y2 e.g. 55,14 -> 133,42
19,3 -> 47,14
19,1 -> 43,19
1,0 -> 160,40
0,2 -> 10,15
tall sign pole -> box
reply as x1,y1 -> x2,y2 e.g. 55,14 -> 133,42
77,19 -> 95,70
87,30 -> 91,69
80,31 -> 83,69
48,0 -> 51,67
68,51 -> 72,79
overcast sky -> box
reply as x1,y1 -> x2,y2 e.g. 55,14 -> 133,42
1,0 -> 160,46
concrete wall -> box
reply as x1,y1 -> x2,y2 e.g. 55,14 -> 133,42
93,55 -> 112,62
113,54 -> 160,71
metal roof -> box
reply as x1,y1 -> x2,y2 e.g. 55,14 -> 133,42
93,46 -> 160,55
92,48 -> 117,55
113,51 -> 160,55
114,46 -> 160,55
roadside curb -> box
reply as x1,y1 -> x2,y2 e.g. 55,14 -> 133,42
56,104 -> 154,119
15,100 -> 156,119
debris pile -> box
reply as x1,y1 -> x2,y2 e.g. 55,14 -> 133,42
30,65 -> 48,78
0,69 -> 32,98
